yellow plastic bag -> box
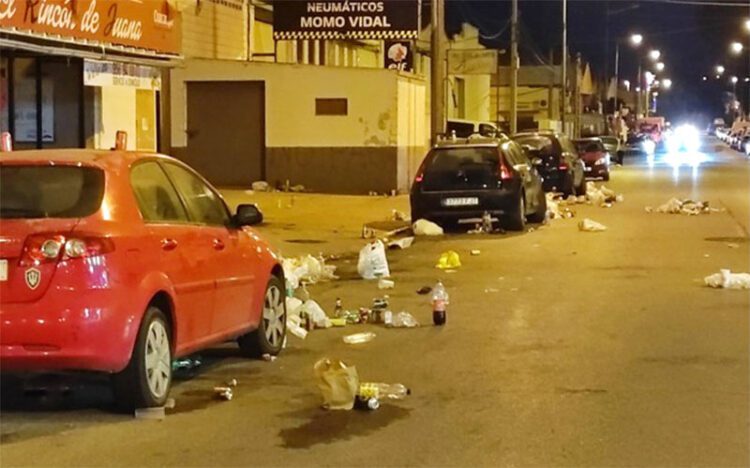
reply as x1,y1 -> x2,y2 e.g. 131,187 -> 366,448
313,358 -> 359,410
435,250 -> 461,269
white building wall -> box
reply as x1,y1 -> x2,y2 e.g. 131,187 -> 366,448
95,86 -> 136,150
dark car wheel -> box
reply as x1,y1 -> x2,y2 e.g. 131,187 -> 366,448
504,192 -> 526,231
238,276 -> 286,357
527,189 -> 547,223
112,306 -> 172,411
602,172 -> 610,182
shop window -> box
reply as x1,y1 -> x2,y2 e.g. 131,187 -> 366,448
315,98 -> 348,116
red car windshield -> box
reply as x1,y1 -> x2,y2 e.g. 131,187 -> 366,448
0,165 -> 104,219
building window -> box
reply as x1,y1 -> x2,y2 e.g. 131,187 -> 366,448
315,98 -> 348,116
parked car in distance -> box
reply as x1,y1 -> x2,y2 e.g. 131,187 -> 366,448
0,149 -> 286,410
446,119 -> 500,138
574,137 -> 610,181
410,135 -> 547,231
512,131 -> 587,196
599,136 -> 623,165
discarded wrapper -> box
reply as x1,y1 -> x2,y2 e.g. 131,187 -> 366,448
343,332 -> 376,344
578,218 -> 607,232
470,249 -> 481,256
413,219 -> 444,236
262,353 -> 277,362
214,387 -> 233,401
378,278 -> 395,289
704,269 -> 750,290
436,250 -> 462,269
313,358 -> 359,410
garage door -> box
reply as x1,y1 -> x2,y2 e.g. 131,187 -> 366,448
184,81 -> 265,186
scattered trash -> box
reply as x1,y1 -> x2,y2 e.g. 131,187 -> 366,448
362,221 -> 410,240
330,318 -> 347,327
383,310 -> 393,327
135,407 -> 165,420
357,240 -> 391,280
251,181 -> 270,192
343,332 -> 376,344
391,209 -> 410,222
387,236 -> 414,250
359,382 -> 410,400
262,353 -> 277,362
165,398 -> 175,409
484,288 -> 499,293
416,286 -> 432,295
545,193 -> 576,219
470,249 -> 481,256
585,182 -> 622,207
333,298 -> 343,317
301,300 -> 332,328
646,198 -> 719,216
389,311 -> 420,328
214,387 -> 234,401
615,194 -> 624,203
704,269 -> 750,289
314,358 -> 360,410
290,184 -> 306,193
378,278 -> 395,289
431,281 -> 449,326
226,379 -> 238,387
172,357 -> 202,372
286,321 -> 308,339
727,243 -> 740,249
282,254 -> 337,291
354,396 -> 381,411
413,219 -> 444,236
436,250 -> 461,269
578,218 -> 608,232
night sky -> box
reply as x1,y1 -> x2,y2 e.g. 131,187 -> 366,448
446,0 -> 750,123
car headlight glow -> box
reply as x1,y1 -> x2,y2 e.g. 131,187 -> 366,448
642,139 -> 656,154
594,157 -> 607,165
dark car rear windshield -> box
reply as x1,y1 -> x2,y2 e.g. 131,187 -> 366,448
0,165 -> 104,219
426,147 -> 499,171
575,140 -> 604,153
513,135 -> 554,152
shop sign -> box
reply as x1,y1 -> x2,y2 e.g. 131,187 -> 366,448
384,41 -> 412,72
447,49 -> 498,75
84,60 -> 161,90
0,0 -> 180,55
273,0 -> 418,40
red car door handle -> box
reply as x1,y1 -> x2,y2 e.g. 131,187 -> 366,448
213,238 -> 225,250
161,238 -> 178,251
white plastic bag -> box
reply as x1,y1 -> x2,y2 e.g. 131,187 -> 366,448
302,300 -> 331,328
413,219 -> 444,236
357,240 -> 390,280
313,358 -> 359,410
704,269 -> 750,290
578,218 -> 607,232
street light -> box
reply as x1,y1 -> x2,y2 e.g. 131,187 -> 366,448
655,62 -> 665,72
662,78 -> 672,89
730,42 -> 744,54
745,18 -> 750,32
731,76 -> 738,96
613,33 -> 644,114
716,65 -> 725,75
648,49 -> 661,61
623,79 -> 630,90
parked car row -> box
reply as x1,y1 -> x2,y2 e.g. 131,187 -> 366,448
1,149 -> 285,410
716,125 -> 750,156
409,130 -> 614,231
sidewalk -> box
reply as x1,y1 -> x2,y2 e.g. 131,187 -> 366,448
220,190 -> 411,257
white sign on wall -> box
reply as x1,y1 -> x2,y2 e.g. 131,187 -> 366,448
448,49 -> 498,75
84,60 -> 161,90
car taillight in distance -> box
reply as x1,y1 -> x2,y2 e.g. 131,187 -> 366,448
498,157 -> 513,181
558,162 -> 569,171
19,233 -> 114,267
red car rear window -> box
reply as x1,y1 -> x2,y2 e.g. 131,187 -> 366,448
0,165 -> 104,219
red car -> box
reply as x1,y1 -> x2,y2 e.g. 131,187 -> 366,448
573,138 -> 610,181
0,149 -> 286,410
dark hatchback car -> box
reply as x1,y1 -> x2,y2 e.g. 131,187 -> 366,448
410,136 -> 546,231
511,132 -> 586,196
574,137 -> 610,181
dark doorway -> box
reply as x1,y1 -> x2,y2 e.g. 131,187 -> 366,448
184,81 -> 265,186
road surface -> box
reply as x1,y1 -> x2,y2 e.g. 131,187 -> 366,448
1,140 -> 748,466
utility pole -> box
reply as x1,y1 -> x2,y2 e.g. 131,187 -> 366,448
613,42 -> 620,114
635,62 -> 641,117
430,0 -> 446,145
510,0 -> 519,135
575,52 -> 582,138
561,0 -> 567,134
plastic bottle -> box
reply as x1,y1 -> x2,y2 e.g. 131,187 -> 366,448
431,281 -> 448,325
359,382 -> 411,400
333,298 -> 343,318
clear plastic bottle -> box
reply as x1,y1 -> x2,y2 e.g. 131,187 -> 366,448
334,298 -> 343,318
359,382 -> 411,400
431,281 -> 449,325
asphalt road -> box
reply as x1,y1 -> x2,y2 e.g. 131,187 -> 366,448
1,139 -> 748,467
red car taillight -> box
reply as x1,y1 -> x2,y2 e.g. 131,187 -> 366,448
498,158 -> 513,181
558,162 -> 569,171
19,233 -> 114,267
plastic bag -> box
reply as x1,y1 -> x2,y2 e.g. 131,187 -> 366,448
704,269 -> 750,290
302,300 -> 331,328
413,219 -> 444,236
357,240 -> 390,280
390,311 -> 420,328
313,358 -> 359,410
578,218 -> 607,232
436,250 -> 462,269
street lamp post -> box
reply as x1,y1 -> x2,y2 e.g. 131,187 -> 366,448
614,34 -> 642,114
